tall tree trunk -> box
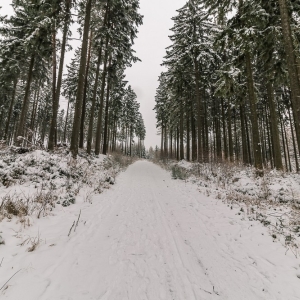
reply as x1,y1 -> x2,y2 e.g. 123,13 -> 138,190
280,117 -> 288,171
28,87 -> 39,143
227,102 -> 234,162
187,105 -> 190,161
177,127 -> 180,161
278,0 -> 300,154
194,59 -> 203,162
95,32 -> 110,155
107,119 -> 111,154
260,115 -> 267,167
70,0 -> 93,157
191,103 -> 197,161
160,124 -> 164,159
234,109 -> 239,161
212,119 -> 216,161
102,56 -> 112,155
129,126 -> 132,157
240,103 -> 248,164
0,95 -> 6,138
164,125 -> 168,159
283,121 -> 292,172
87,44 -> 103,154
215,99 -> 222,161
245,51 -> 263,169
79,30 -> 93,149
4,78 -> 18,141
288,108 -> 299,172
265,104 -> 274,168
111,117 -> 117,152
50,25 -> 57,149
170,129 -> 173,159
204,98 -> 209,162
31,86 -> 41,143
16,54 -> 35,146
30,86 -> 40,131
86,4 -> 109,154
63,97 -> 70,143
49,0 -> 71,150
180,99 -> 184,160
245,116 -> 252,165
221,97 -> 228,160
267,81 -> 283,170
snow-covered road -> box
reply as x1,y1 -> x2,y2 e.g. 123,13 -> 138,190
1,161 -> 300,299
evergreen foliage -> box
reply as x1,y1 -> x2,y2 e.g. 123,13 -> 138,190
0,0 -> 146,158
154,0 -> 300,172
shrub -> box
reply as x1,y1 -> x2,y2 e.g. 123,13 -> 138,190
171,165 -> 187,180
4,199 -> 28,216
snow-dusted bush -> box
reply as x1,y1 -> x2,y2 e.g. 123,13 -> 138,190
171,164 -> 188,180
0,148 -> 132,221
156,158 -> 300,257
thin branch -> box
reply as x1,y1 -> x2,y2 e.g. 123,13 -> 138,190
0,269 -> 22,291
74,210 -> 81,232
68,221 -> 75,237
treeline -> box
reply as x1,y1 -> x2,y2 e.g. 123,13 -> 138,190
0,0 -> 146,158
154,0 -> 300,171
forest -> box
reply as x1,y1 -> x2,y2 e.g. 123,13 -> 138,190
0,0 -> 146,158
1,1 -> 300,298
154,0 -> 300,172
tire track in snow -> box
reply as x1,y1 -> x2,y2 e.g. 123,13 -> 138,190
149,172 -> 219,299
2,161 -> 300,300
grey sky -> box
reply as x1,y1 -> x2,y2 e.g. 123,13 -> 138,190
125,0 -> 186,148
0,2 -> 13,15
0,0 -> 187,149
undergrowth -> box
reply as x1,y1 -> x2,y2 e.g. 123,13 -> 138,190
156,158 -> 300,258
0,147 -> 135,221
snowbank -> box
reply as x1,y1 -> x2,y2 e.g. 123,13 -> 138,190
165,160 -> 300,258
0,148 -> 130,223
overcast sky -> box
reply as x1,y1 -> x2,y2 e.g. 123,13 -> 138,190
0,0 -> 186,149
125,0 -> 186,148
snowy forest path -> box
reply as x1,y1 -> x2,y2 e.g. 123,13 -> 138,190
2,161 -> 300,300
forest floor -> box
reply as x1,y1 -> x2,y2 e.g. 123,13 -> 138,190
1,160 -> 300,299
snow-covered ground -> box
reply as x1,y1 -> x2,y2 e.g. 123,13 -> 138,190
0,149 -> 123,221
1,161 -> 300,299
170,160 -> 300,258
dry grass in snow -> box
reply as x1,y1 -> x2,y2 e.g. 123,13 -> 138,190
0,146 -> 134,230
161,159 -> 300,258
